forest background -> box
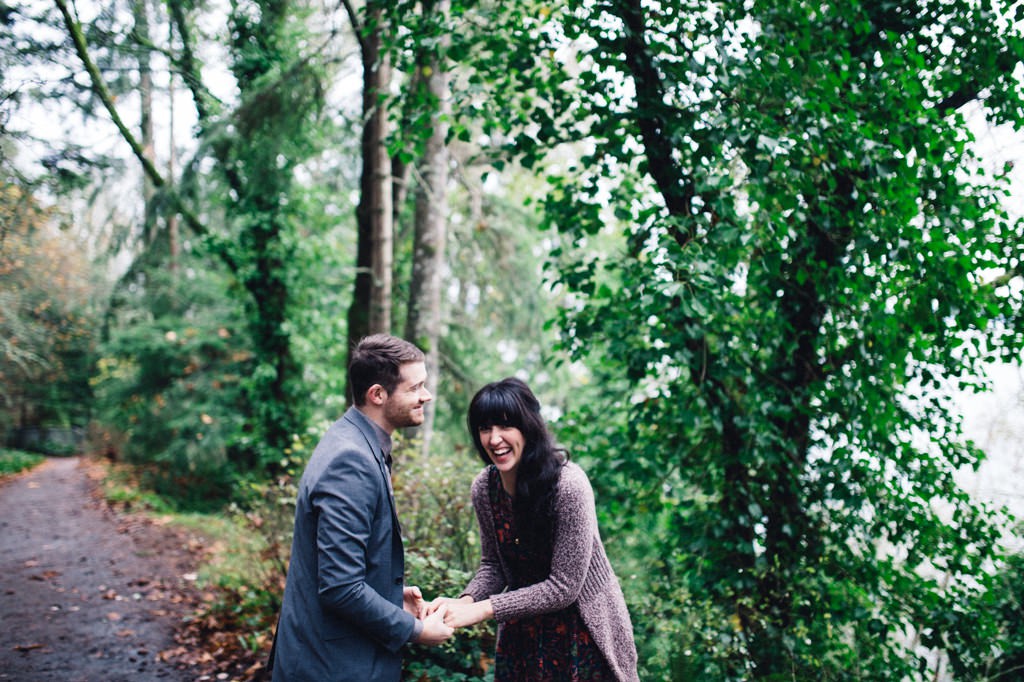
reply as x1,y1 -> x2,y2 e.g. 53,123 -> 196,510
2,0 -> 1024,679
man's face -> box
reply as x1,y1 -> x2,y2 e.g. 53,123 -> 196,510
381,361 -> 431,431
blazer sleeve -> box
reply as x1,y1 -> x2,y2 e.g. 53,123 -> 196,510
486,464 -> 598,622
461,469 -> 509,601
313,444 -> 416,651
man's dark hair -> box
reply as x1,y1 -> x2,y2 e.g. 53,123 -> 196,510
348,334 -> 425,406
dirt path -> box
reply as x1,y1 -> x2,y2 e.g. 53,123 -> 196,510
0,457 -> 206,681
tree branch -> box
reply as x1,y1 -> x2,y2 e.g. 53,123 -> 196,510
53,0 -> 212,248
614,0 -> 697,241
166,0 -> 220,123
340,0 -> 366,56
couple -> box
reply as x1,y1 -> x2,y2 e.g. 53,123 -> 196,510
270,334 -> 638,681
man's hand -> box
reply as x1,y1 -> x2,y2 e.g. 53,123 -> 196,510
403,585 -> 426,619
414,604 -> 454,645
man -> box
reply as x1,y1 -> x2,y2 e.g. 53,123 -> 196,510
271,334 -> 453,681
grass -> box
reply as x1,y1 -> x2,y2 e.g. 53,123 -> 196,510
97,462 -> 178,514
0,448 -> 46,477
97,462 -> 264,570
173,511 -> 273,588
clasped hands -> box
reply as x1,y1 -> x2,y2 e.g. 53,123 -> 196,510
425,595 -> 494,629
404,586 -> 493,645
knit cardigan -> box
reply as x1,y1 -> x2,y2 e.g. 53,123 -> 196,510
461,462 -> 639,682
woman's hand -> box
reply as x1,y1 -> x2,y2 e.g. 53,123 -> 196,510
442,598 -> 494,629
425,594 -> 472,616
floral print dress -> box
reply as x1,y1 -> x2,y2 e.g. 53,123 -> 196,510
487,467 -> 615,682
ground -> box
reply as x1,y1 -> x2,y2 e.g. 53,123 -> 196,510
0,457 -> 266,682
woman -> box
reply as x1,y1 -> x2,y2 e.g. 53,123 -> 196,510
429,377 -> 639,681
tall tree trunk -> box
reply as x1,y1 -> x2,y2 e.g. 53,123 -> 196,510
405,0 -> 450,454
133,0 -> 157,246
369,65 -> 394,337
348,2 -> 393,350
166,50 -> 179,273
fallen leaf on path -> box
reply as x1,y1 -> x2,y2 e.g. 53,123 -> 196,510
13,643 -> 45,652
245,661 -> 268,677
106,611 -> 122,621
157,646 -> 188,661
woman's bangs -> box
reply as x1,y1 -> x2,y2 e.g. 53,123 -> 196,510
471,389 -> 521,429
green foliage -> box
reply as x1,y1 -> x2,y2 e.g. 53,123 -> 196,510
394,434 -> 497,680
987,540 -> 1024,679
467,0 -> 1024,678
6,0 -> 1024,678
0,181 -> 101,440
93,259 -> 252,510
936,530 -> 1024,681
0,448 -> 46,476
190,474 -> 300,635
199,0 -> 328,471
429,183 -> 568,439
279,159 -> 366,427
97,460 -> 178,514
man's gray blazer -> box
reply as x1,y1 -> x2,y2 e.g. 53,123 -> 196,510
272,407 -> 416,681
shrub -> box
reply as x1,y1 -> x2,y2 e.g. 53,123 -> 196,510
0,448 -> 46,476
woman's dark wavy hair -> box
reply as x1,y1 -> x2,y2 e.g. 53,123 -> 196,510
467,377 -> 567,551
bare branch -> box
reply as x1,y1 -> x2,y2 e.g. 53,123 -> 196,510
340,0 -> 366,56
52,0 -> 211,248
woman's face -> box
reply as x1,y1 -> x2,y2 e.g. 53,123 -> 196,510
478,424 -> 525,475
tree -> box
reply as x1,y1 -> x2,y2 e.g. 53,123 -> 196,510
48,0 -> 328,472
0,181 -> 100,444
345,0 -> 396,362
466,0 -> 1024,678
132,0 -> 157,247
939,526 -> 1024,680
403,0 -> 451,453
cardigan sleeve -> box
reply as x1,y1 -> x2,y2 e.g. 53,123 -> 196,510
461,469 -> 508,601
487,463 -> 600,622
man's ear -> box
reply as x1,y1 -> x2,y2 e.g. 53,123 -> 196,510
367,384 -> 388,406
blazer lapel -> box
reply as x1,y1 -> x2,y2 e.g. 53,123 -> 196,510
347,411 -> 403,535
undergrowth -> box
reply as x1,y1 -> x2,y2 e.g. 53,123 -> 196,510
0,448 -> 46,476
